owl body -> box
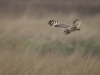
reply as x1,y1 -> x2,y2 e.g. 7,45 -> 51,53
48,19 -> 81,35
48,20 -> 72,29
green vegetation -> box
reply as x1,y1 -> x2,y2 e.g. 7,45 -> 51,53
0,37 -> 100,56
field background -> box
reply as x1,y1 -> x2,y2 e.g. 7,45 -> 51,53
0,0 -> 100,75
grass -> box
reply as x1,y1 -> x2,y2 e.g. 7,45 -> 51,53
0,37 -> 100,56
0,1 -> 100,75
0,15 -> 100,74
0,47 -> 100,75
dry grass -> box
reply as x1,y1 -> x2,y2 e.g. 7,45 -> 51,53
0,50 -> 100,75
0,13 -> 100,41
0,14 -> 100,75
0,0 -> 100,75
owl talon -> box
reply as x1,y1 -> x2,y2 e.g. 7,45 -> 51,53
64,30 -> 70,35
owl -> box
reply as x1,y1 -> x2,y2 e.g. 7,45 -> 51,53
48,19 -> 81,35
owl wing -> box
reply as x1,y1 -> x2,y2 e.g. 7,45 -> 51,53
73,19 -> 81,30
48,20 -> 72,30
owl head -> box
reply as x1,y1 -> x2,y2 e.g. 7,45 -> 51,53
48,20 -> 58,27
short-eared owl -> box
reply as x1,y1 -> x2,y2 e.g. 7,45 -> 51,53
48,19 -> 81,35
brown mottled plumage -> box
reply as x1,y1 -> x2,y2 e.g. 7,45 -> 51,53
48,19 -> 81,35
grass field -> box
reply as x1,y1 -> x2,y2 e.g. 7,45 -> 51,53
0,0 -> 100,75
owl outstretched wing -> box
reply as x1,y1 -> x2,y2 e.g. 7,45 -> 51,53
73,19 -> 81,30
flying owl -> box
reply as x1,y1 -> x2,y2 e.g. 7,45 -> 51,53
48,19 -> 81,35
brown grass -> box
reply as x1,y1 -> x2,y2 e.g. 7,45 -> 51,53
0,50 -> 100,75
0,0 -> 100,75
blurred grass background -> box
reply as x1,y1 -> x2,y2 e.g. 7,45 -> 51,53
0,0 -> 100,75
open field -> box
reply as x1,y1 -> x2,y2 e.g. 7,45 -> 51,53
0,0 -> 100,75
